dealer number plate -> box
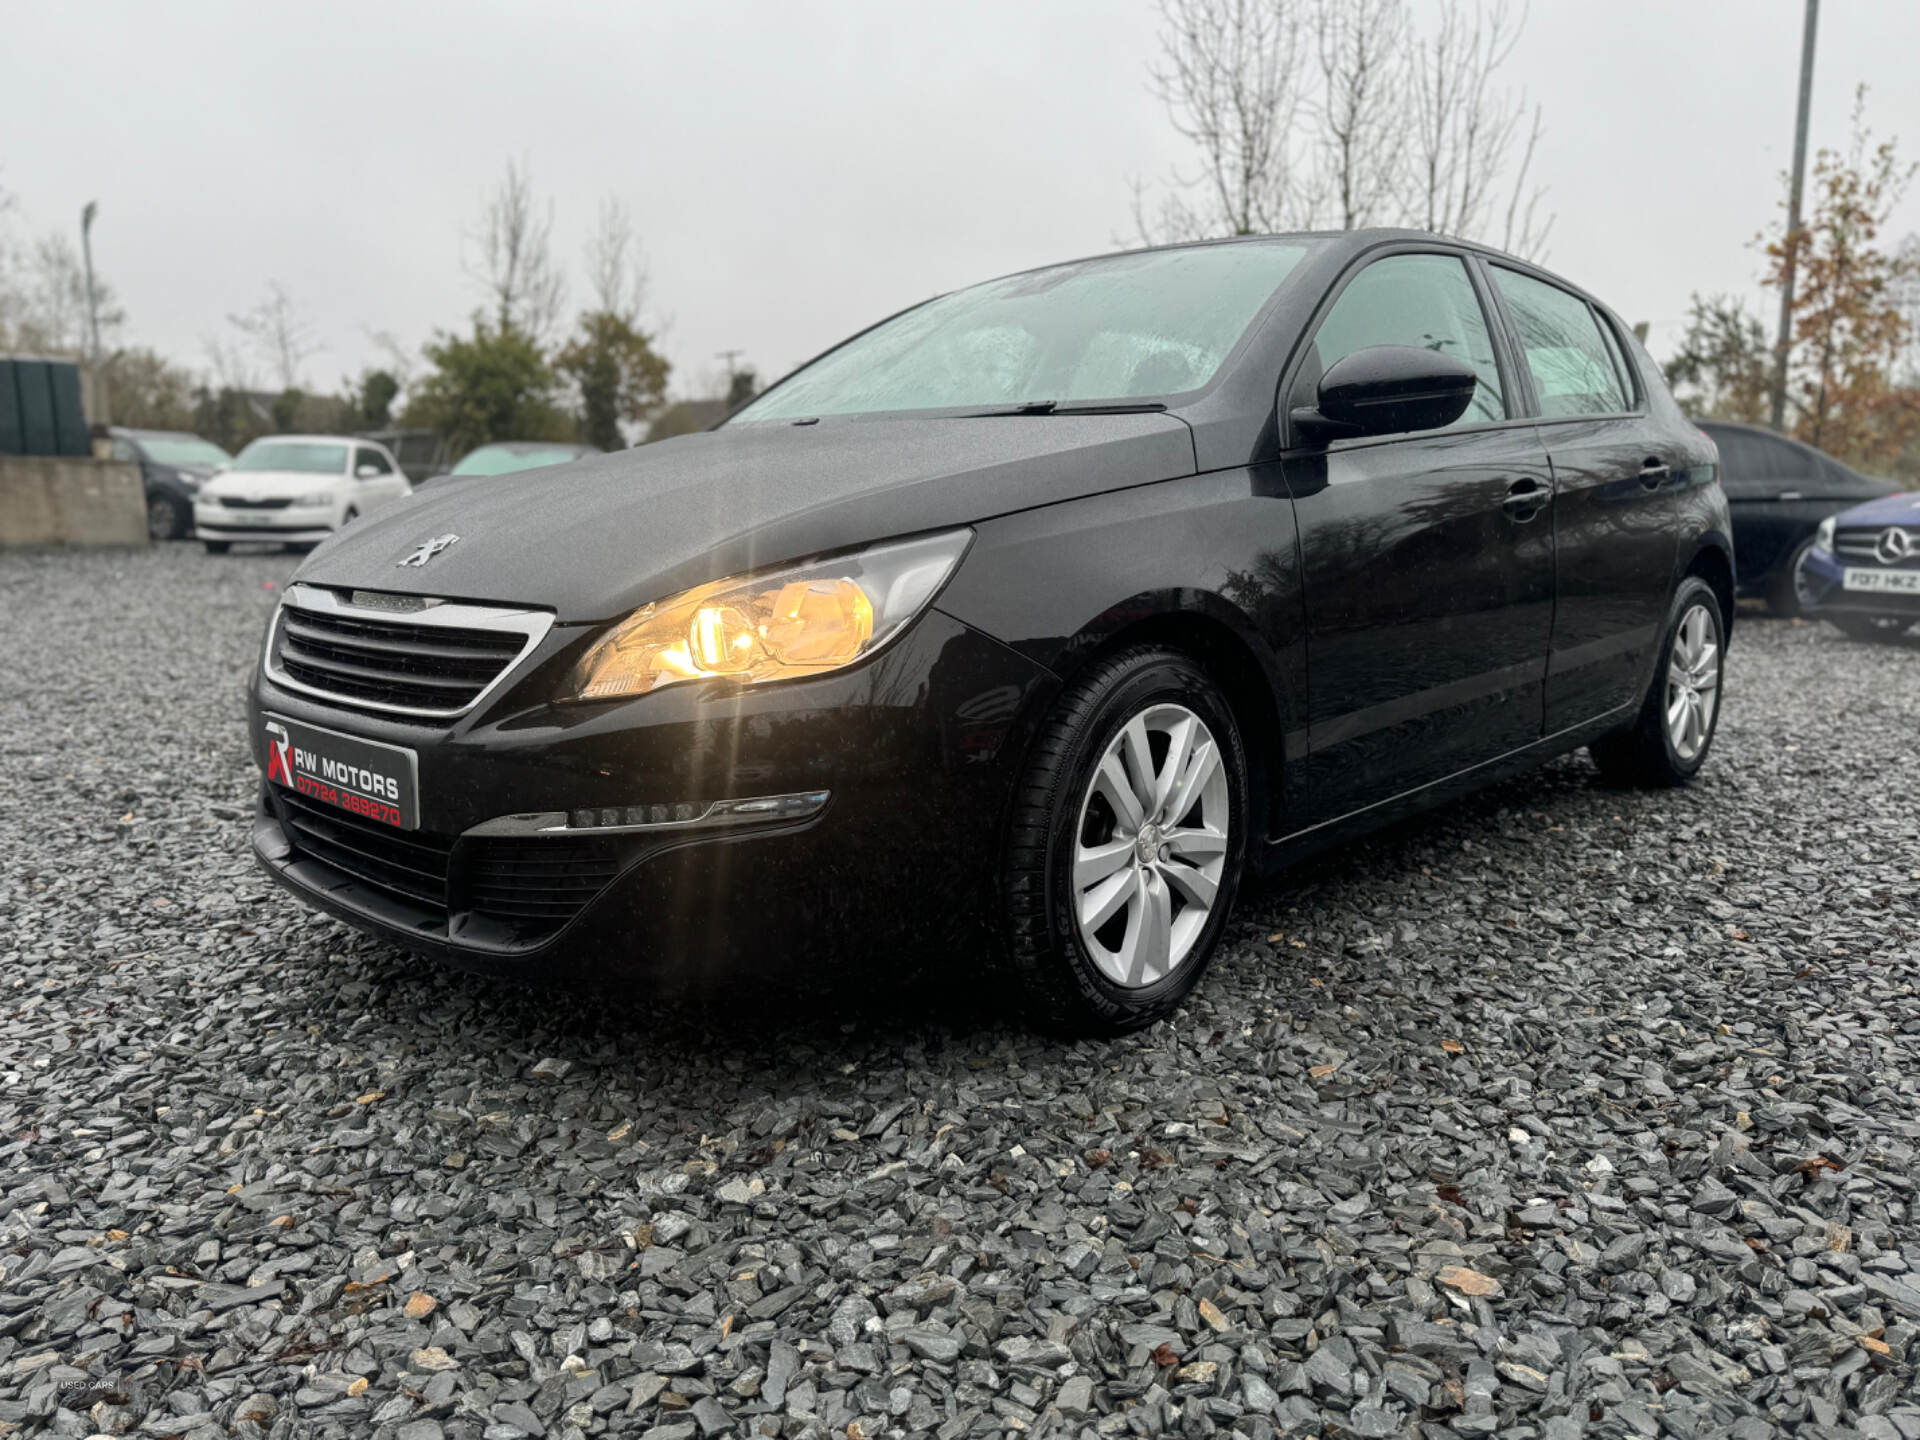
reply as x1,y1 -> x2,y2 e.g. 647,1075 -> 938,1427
263,712 -> 420,830
1842,568 -> 1920,594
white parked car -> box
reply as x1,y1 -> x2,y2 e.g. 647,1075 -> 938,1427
195,436 -> 411,554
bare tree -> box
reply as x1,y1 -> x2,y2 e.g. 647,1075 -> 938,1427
583,196 -> 649,321
1311,0 -> 1409,230
202,334 -> 258,393
364,327 -> 418,397
1136,0 -> 1552,255
228,281 -> 317,390
1404,0 -> 1550,256
470,158 -> 566,340
1137,0 -> 1313,242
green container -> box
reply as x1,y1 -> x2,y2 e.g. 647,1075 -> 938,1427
0,360 -> 22,454
0,357 -> 91,455
13,360 -> 57,455
49,362 -> 90,455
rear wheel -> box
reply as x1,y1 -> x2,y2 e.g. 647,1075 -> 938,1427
1590,577 -> 1724,787
1766,537 -> 1818,618
1832,613 -> 1911,642
1001,646 -> 1248,1034
202,540 -> 230,555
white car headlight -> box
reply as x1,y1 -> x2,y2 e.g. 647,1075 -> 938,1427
295,491 -> 335,507
564,530 -> 972,703
1814,516 -> 1835,555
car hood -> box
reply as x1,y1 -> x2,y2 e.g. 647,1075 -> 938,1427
1833,490 -> 1920,527
203,470 -> 341,499
292,414 -> 1195,622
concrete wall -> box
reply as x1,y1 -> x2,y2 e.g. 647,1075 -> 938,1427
0,456 -> 149,547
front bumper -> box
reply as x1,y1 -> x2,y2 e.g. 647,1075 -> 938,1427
247,608 -> 1055,981
196,502 -> 334,543
1797,547 -> 1920,620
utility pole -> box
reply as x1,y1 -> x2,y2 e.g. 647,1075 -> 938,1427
1769,0 -> 1818,432
80,200 -> 109,425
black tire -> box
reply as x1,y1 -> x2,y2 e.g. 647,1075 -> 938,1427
1831,614 -> 1911,642
1590,577 -> 1725,788
1001,646 -> 1249,1035
202,541 -> 231,555
147,494 -> 188,542
1766,537 -> 1817,619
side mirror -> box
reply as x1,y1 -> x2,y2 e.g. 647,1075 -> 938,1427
1292,345 -> 1479,442
355,463 -> 382,479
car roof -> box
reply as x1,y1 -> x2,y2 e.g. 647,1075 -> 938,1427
244,434 -> 390,448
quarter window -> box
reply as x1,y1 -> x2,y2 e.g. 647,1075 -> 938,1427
1491,268 -> 1630,417
1296,253 -> 1506,429
354,447 -> 394,475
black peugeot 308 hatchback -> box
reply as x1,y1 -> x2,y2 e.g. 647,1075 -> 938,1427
247,230 -> 1732,1032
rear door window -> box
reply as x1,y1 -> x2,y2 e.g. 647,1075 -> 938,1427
1718,428 -> 1817,495
1490,267 -> 1631,417
1294,252 -> 1507,429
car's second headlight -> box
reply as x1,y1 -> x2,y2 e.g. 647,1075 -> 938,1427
295,491 -> 334,507
564,529 -> 972,703
1814,516 -> 1836,554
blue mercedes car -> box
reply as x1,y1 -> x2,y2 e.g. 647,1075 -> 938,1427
1798,489 -> 1920,640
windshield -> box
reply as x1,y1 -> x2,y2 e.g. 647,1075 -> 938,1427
732,241 -> 1315,422
231,441 -> 349,474
137,436 -> 231,467
450,445 -> 585,476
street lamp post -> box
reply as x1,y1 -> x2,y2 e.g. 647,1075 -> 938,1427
80,200 -> 109,425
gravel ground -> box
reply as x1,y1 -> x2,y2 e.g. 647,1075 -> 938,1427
3,543 -> 1918,1440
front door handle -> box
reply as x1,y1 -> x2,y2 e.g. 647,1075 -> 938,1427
1502,477 -> 1549,521
1639,459 -> 1671,489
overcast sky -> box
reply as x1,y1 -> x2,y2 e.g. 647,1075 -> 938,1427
7,1 -> 1920,402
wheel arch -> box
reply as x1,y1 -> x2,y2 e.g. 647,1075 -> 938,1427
1041,592 -> 1292,846
1682,535 -> 1736,640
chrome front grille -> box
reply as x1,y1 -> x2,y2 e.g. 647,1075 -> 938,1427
1834,528 -> 1920,568
267,584 -> 553,719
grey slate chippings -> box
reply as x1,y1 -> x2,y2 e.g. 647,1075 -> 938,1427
1,546 -> 1919,1440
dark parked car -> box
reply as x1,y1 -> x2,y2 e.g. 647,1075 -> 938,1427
108,427 -> 233,539
1696,420 -> 1895,616
244,231 -> 1730,1032
1795,489 -> 1920,640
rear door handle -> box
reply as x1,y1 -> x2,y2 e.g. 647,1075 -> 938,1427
1639,459 -> 1671,488
1502,477 -> 1550,520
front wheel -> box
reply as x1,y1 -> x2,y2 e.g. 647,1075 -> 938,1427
1590,577 -> 1725,787
147,494 -> 188,541
1001,646 -> 1248,1034
1767,537 -> 1818,618
1832,614 -> 1911,642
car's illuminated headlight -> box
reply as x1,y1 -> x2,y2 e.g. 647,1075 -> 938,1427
295,491 -> 334,507
564,529 -> 972,703
1814,516 -> 1835,555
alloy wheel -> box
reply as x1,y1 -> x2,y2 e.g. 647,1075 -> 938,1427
1665,603 -> 1720,762
1071,702 -> 1229,988
147,496 -> 175,541
1791,546 -> 1818,610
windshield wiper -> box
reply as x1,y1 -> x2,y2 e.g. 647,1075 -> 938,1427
959,400 -> 1169,417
